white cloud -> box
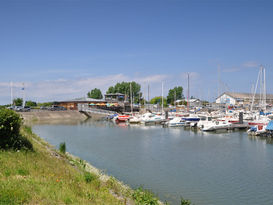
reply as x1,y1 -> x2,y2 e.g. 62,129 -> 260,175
0,72 -> 211,105
242,61 -> 259,68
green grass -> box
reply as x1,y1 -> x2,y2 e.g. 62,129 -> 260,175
0,125 -> 165,205
0,126 -> 125,204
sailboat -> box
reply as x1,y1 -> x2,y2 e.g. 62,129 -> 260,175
248,65 -> 270,126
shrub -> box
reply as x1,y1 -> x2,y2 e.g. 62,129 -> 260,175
181,197 -> 193,205
0,109 -> 33,151
132,187 -> 159,205
84,172 -> 97,183
59,142 -> 66,154
0,109 -> 21,149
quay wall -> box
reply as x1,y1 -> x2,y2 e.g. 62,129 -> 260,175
19,110 -> 87,121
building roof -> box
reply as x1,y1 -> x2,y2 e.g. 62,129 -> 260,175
104,93 -> 125,96
58,97 -> 105,103
217,92 -> 273,100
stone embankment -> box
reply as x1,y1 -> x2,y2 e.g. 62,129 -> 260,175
19,110 -> 87,121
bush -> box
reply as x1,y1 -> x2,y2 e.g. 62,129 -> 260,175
132,187 -> 159,205
84,172 -> 97,183
0,109 -> 33,150
0,109 -> 21,149
59,142 -> 66,154
181,197 -> 193,205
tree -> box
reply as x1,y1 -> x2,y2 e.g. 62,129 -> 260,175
107,86 -> 115,94
13,98 -> 23,106
166,86 -> 184,104
106,81 -> 141,103
25,101 -> 37,107
87,88 -> 103,99
37,102 -> 53,107
150,96 -> 167,107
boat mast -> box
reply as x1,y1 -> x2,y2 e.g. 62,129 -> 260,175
209,87 -> 211,104
148,85 -> 149,103
250,66 -> 262,112
218,64 -> 221,110
130,83 -> 132,114
261,65 -> 266,112
143,82 -> 145,109
162,80 -> 164,114
187,73 -> 189,112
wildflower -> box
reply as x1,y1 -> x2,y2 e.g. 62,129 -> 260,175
57,179 -> 59,182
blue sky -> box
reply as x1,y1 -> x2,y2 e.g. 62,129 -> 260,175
0,0 -> 272,105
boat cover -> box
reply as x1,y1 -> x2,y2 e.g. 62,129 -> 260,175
260,111 -> 272,116
266,120 -> 273,131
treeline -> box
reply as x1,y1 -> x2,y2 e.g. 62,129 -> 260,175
1,98 -> 53,109
87,81 -> 185,106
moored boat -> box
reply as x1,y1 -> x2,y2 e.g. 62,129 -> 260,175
165,117 -> 186,127
202,120 -> 232,131
116,115 -> 130,123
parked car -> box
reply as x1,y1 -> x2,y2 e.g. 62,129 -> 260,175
6,106 -> 16,110
48,105 -> 67,111
15,106 -> 23,112
22,106 -> 31,112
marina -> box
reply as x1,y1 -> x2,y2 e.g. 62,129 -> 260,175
31,117 -> 273,205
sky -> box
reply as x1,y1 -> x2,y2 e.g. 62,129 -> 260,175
0,0 -> 272,105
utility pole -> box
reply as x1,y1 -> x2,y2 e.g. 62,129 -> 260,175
11,82 -> 13,106
23,82 -> 25,107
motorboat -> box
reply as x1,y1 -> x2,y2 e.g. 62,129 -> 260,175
247,116 -> 270,126
195,115 -> 213,129
145,114 -> 165,125
202,120 -> 232,131
217,115 -> 239,124
126,115 -> 141,124
115,115 -> 130,123
165,117 -> 186,127
182,114 -> 200,122
246,124 -> 267,136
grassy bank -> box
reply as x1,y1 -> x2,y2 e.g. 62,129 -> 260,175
0,125 -> 164,205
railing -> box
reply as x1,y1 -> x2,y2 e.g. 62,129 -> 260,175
78,104 -> 117,116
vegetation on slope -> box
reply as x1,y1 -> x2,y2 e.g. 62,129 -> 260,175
0,109 -> 164,205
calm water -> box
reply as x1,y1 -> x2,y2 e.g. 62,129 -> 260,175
32,119 -> 273,205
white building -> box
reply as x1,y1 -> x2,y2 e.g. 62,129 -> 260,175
215,92 -> 273,106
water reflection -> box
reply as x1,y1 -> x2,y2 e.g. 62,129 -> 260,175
247,135 -> 273,145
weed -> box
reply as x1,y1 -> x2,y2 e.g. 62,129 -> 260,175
132,186 -> 159,205
84,172 -> 96,183
92,179 -> 101,190
63,196 -> 72,204
181,196 -> 193,205
16,168 -> 29,176
4,170 -> 11,176
59,142 -> 66,154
